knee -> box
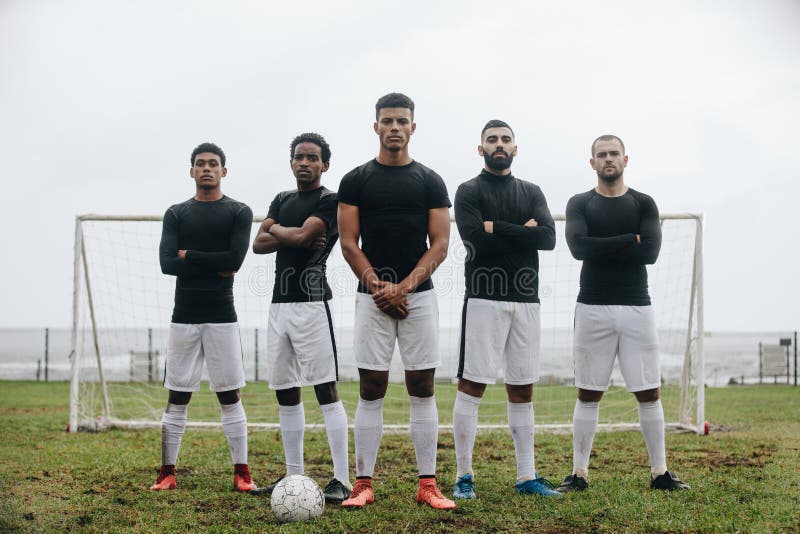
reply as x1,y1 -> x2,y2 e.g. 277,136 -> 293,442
406,370 -> 435,397
577,389 -> 604,403
314,382 -> 339,405
506,384 -> 532,403
168,390 -> 192,405
457,378 -> 486,398
634,388 -> 660,403
276,387 -> 301,406
359,371 -> 388,401
216,389 -> 240,405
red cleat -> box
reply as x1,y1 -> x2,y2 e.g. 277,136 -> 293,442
233,464 -> 256,492
150,465 -> 177,491
416,478 -> 456,510
341,479 -> 375,508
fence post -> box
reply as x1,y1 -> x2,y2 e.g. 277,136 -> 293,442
255,327 -> 260,382
759,342 -> 763,384
148,327 -> 154,383
44,327 -> 49,382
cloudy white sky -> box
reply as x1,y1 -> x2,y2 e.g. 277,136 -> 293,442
1,0 -> 798,331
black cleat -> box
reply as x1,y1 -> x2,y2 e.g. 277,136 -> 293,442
323,478 -> 352,504
249,475 -> 284,496
650,471 -> 690,491
556,474 -> 589,493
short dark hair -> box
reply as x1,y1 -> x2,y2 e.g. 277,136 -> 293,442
375,92 -> 415,120
191,142 -> 226,167
481,119 -> 514,138
290,132 -> 332,164
591,135 -> 625,157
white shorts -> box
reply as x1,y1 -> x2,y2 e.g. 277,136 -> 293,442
573,303 -> 660,392
457,298 -> 540,385
164,322 -> 246,393
267,300 -> 338,390
353,289 -> 441,371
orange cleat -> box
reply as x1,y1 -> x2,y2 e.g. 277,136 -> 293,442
416,478 -> 456,510
150,466 -> 177,490
341,479 -> 375,508
233,464 -> 256,492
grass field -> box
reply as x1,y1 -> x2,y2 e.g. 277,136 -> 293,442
1,381 -> 798,533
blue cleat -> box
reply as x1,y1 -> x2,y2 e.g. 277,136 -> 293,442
453,474 -> 476,500
515,474 -> 563,497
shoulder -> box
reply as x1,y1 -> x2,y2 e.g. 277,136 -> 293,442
456,176 -> 481,196
221,196 -> 253,217
628,188 -> 656,203
515,177 -> 544,194
341,161 -> 373,183
567,189 -> 594,208
165,198 -> 195,217
627,188 -> 658,211
413,161 -> 443,180
319,187 -> 338,201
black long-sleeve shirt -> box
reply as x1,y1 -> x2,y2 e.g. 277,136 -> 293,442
159,196 -> 252,323
454,171 -> 556,302
565,188 -> 661,305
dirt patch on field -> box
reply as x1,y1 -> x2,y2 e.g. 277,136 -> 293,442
681,446 -> 776,468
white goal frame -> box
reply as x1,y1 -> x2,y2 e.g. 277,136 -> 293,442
69,213 -> 705,434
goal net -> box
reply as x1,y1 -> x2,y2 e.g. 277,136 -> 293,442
69,213 -> 704,434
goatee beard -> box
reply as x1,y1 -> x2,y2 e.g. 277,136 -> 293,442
598,169 -> 622,183
484,151 -> 513,171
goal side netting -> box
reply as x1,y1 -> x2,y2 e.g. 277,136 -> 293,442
69,213 -> 704,434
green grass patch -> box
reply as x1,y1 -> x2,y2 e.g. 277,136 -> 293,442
1,381 -> 798,532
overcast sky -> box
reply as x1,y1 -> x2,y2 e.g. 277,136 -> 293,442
1,0 -> 798,331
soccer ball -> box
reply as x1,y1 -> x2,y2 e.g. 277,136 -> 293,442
270,475 -> 325,523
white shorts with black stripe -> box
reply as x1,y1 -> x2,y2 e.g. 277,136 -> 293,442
267,300 -> 338,390
457,298 -> 541,385
573,303 -> 660,392
353,289 -> 441,371
164,322 -> 246,393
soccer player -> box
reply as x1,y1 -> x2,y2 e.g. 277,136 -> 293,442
337,93 -> 455,510
151,142 -> 256,492
249,133 -> 351,504
558,135 -> 690,492
451,120 -> 560,499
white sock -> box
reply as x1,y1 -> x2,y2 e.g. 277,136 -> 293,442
221,401 -> 248,465
410,396 -> 438,477
279,403 -> 305,475
161,403 -> 187,466
453,390 -> 481,479
321,401 -> 350,486
507,401 -> 536,482
572,400 -> 599,478
353,397 -> 383,478
638,399 -> 667,476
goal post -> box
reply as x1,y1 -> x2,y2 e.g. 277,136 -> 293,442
69,212 -> 704,434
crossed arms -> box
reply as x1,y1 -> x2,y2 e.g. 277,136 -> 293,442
454,183 -> 556,257
159,207 -> 251,278
565,195 -> 661,264
252,216 -> 328,254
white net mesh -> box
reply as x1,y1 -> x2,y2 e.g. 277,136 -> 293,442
71,214 -> 703,432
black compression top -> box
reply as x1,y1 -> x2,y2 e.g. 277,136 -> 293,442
565,188 -> 661,306
267,186 -> 338,303
338,159 -> 451,294
159,196 -> 252,323
454,171 -> 556,302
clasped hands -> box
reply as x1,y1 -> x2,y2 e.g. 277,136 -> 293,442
369,279 -> 410,320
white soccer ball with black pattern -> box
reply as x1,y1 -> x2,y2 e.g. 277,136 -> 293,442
269,475 -> 325,523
